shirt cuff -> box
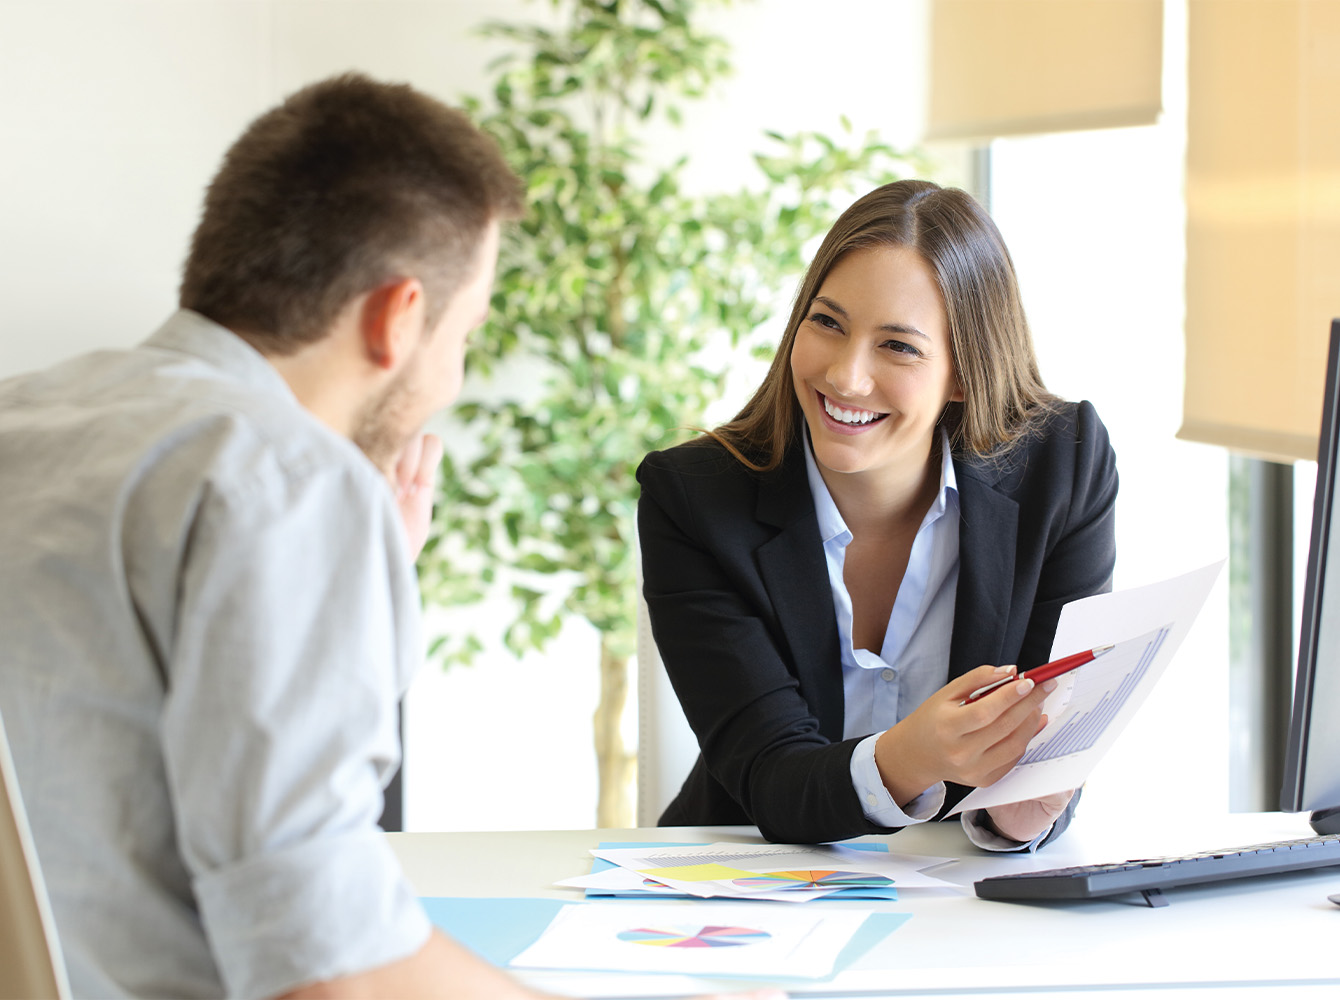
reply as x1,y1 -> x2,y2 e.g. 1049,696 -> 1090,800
193,828 -> 431,999
850,732 -> 946,827
961,808 -> 1052,853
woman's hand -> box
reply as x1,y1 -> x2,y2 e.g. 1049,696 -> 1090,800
392,432 -> 443,560
873,664 -> 1055,807
985,789 -> 1077,843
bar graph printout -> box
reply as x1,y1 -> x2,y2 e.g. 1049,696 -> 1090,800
1017,625 -> 1169,766
952,561 -> 1222,814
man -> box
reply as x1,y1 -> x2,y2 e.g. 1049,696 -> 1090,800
0,74 -> 779,1000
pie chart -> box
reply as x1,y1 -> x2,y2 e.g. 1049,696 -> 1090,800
731,869 -> 894,891
616,924 -> 771,948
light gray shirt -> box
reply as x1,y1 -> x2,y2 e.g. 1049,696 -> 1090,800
0,311 -> 430,998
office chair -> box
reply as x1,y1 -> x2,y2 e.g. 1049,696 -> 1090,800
0,708 -> 70,1000
634,587 -> 700,827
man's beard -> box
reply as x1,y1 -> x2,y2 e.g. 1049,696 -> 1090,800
352,363 -> 416,475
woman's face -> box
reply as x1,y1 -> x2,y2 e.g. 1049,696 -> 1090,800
790,245 -> 962,488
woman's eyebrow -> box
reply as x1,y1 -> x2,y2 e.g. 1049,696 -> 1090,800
812,295 -> 929,340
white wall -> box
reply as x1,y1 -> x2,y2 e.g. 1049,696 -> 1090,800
0,0 -> 1230,833
0,0 -> 533,377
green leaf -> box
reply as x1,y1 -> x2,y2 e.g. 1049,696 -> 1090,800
421,0 -> 928,679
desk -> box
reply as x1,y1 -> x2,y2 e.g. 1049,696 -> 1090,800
389,812 -> 1340,998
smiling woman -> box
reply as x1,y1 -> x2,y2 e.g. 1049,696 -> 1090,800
635,179 -> 1118,848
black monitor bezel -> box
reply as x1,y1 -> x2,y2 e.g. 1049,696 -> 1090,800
1280,318 -> 1340,832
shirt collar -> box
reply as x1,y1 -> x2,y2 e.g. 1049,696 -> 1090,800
142,309 -> 298,403
803,425 -> 958,545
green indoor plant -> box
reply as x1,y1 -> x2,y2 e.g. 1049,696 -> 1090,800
417,0 -> 927,825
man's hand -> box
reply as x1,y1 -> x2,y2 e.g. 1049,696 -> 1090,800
874,664 -> 1056,807
393,432 -> 443,560
985,789 -> 1076,843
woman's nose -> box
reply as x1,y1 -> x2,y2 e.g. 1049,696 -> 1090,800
826,344 -> 874,398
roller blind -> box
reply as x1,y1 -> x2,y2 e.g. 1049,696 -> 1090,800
1180,0 -> 1340,463
926,0 -> 1164,141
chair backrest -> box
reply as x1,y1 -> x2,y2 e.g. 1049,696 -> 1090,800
635,588 -> 701,827
0,709 -> 69,1000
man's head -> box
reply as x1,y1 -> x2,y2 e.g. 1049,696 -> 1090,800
179,72 -> 522,354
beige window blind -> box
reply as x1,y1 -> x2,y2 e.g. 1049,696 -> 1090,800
1181,0 -> 1340,464
926,0 -> 1164,141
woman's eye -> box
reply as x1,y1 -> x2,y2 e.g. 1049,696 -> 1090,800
808,312 -> 841,331
884,339 -> 922,357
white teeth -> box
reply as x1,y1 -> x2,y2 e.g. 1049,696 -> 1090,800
823,396 -> 884,425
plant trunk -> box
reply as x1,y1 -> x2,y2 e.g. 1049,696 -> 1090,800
594,637 -> 635,827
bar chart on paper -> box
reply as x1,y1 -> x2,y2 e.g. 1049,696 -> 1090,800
1018,625 -> 1171,765
951,562 -> 1222,815
951,621 -> 1183,815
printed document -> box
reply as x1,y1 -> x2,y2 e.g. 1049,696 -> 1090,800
952,561 -> 1223,814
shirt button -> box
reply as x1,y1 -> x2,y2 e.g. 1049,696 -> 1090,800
866,793 -> 879,808
880,668 -> 895,682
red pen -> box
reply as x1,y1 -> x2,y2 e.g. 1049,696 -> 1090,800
962,644 -> 1116,704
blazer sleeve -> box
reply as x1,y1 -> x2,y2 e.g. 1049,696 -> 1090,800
1005,400 -> 1118,848
1017,400 -> 1120,673
636,446 -> 898,844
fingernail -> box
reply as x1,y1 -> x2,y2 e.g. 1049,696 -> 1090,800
1015,678 -> 1034,696
1043,679 -> 1058,693
994,664 -> 1016,675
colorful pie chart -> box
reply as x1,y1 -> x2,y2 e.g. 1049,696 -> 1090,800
616,924 -> 771,948
731,869 -> 894,891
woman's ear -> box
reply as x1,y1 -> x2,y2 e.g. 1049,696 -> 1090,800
361,277 -> 425,370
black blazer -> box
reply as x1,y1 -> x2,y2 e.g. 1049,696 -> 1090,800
636,401 -> 1118,844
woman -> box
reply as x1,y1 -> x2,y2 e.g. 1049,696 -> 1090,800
636,180 -> 1117,848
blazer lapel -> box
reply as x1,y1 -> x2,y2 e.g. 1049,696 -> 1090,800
951,462 -> 1020,678
754,446 -> 845,740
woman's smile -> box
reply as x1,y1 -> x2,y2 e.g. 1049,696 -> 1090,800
818,391 -> 889,433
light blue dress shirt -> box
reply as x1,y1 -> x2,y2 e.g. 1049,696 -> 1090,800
804,431 -> 1046,850
0,311 -> 430,998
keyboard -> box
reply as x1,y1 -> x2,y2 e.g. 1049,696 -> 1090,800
974,833 -> 1340,904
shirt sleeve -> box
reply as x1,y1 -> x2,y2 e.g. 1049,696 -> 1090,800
159,454 -> 429,999
849,733 -> 945,826
960,809 -> 1050,852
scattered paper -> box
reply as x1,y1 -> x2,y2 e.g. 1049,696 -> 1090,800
509,901 -> 875,979
564,840 -> 907,902
556,864 -> 875,902
587,842 -> 957,900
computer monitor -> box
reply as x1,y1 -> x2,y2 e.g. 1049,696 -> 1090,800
1281,318 -> 1340,835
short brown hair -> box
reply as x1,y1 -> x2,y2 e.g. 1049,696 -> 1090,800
713,179 -> 1057,470
180,73 -> 522,353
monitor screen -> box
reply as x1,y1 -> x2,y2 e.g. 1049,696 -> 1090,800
1281,318 -> 1340,834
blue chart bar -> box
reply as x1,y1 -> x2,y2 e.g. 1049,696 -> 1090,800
1018,628 -> 1171,766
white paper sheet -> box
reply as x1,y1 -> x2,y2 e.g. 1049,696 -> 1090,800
509,901 -> 874,978
555,865 -> 852,902
951,561 -> 1223,814
588,842 -> 958,898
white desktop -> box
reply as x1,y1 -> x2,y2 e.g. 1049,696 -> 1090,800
392,322 -> 1340,997
389,809 -> 1340,998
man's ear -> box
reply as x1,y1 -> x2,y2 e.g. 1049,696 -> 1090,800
362,277 -> 426,371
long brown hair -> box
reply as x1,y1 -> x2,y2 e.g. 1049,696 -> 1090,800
711,179 -> 1057,471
